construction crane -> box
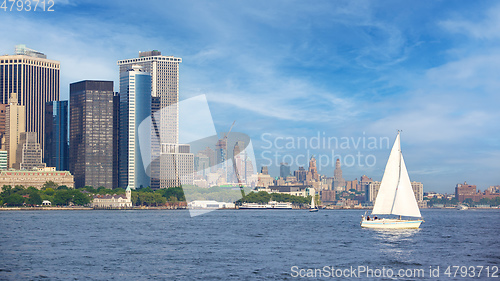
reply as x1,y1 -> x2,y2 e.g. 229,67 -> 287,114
221,120 -> 235,141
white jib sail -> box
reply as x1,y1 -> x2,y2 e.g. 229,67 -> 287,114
372,133 -> 401,215
391,154 -> 421,217
311,196 -> 315,209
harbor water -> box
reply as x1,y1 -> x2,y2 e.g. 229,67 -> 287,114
0,209 -> 498,280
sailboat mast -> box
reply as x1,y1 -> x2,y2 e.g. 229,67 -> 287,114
390,131 -> 402,215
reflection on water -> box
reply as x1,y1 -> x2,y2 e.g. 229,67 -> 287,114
373,228 -> 421,241
371,228 -> 420,265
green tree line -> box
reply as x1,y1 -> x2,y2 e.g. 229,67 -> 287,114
0,182 -> 91,206
0,181 -> 189,207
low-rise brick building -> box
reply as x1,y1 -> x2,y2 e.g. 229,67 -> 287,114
0,169 -> 74,191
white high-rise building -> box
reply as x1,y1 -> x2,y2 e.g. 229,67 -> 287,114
118,50 -> 181,143
118,51 -> 193,189
160,143 -> 194,188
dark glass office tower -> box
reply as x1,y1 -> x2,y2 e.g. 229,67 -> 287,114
69,80 -> 113,189
113,92 -> 120,189
44,100 -> 69,171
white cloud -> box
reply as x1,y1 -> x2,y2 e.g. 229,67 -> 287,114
440,4 -> 500,39
425,52 -> 500,92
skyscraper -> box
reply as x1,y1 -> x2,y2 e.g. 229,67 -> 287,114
333,158 -> 346,191
112,92 -> 120,189
215,138 -> 227,176
261,166 -> 269,175
69,80 -> 114,189
5,93 -> 25,168
245,158 -> 254,181
0,45 -> 60,149
199,147 -> 216,173
294,167 -> 307,182
233,141 -> 247,183
160,143 -> 194,188
308,156 -> 319,181
118,51 -> 193,189
0,103 -> 7,149
119,66 -> 152,189
44,101 -> 69,171
280,162 -> 291,178
359,175 -> 373,193
16,132 -> 46,170
117,50 -> 181,144
194,152 -> 210,178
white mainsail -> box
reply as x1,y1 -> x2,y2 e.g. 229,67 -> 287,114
371,132 -> 421,218
310,196 -> 315,209
372,133 -> 401,215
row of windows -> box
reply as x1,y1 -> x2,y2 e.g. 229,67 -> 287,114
0,58 -> 59,69
118,57 -> 181,64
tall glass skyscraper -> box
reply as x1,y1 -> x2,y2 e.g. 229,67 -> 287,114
44,100 -> 69,171
69,80 -> 113,189
0,45 -> 60,150
119,66 -> 152,189
118,50 -> 193,189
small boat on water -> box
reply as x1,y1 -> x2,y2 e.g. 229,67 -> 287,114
309,195 -> 318,212
456,204 -> 469,210
361,131 -> 424,229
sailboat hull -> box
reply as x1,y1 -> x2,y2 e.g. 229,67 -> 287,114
361,219 -> 422,229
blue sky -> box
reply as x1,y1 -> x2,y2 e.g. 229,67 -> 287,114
1,0 -> 499,193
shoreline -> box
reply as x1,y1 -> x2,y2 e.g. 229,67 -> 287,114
0,206 -> 498,211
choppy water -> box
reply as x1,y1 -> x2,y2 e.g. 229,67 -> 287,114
0,209 -> 499,280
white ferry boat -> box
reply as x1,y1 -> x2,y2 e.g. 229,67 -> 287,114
239,203 -> 270,209
239,201 -> 293,209
268,201 -> 293,209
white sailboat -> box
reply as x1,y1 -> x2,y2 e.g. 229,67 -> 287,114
361,131 -> 423,229
309,195 -> 318,212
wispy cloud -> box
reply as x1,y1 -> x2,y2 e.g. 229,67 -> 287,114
440,4 -> 500,40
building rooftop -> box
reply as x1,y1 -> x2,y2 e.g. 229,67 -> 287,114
93,194 -> 128,200
14,44 -> 47,59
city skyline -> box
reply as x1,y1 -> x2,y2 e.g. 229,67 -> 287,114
1,1 -> 499,192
